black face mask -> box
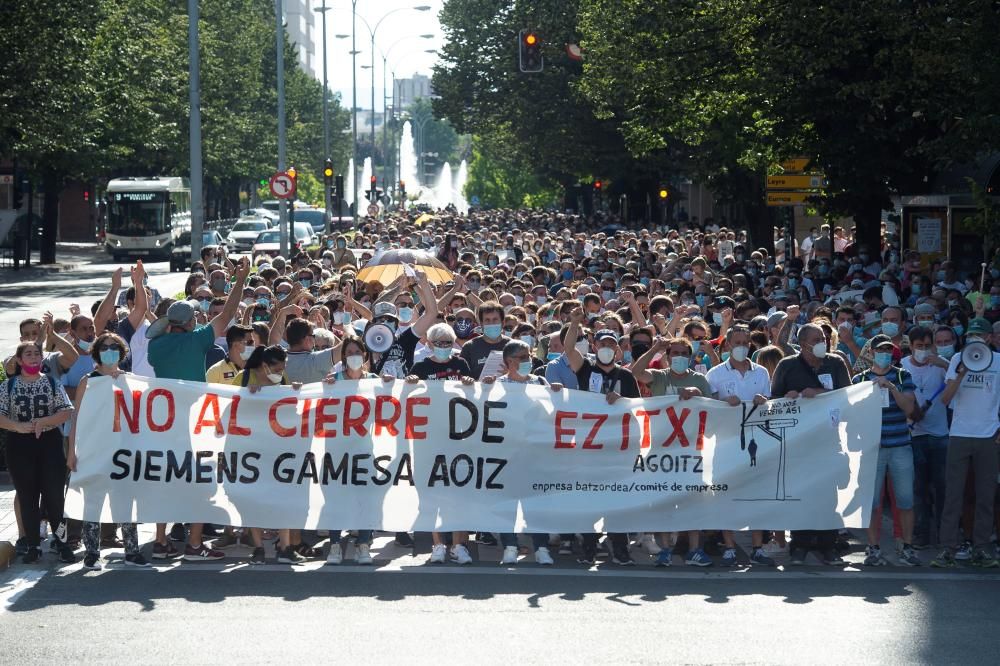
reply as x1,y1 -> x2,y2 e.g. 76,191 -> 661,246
631,343 -> 651,359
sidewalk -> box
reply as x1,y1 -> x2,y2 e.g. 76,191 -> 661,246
1,242 -> 106,274
0,486 -> 16,544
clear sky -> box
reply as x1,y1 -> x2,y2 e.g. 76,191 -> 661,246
310,0 -> 444,112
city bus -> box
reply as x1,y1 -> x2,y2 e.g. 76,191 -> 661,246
104,177 -> 191,260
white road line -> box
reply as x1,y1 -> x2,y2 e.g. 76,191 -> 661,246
0,568 -> 48,611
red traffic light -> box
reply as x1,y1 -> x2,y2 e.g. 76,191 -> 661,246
594,180 -> 602,190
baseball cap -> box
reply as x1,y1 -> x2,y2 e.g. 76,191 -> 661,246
146,301 -> 196,339
968,317 -> 991,335
594,329 -> 620,342
372,302 -> 399,320
766,311 -> 787,329
870,334 -> 894,349
913,302 -> 936,318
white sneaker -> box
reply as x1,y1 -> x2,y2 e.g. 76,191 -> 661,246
430,544 -> 447,563
501,545 -> 519,565
355,543 -> 373,565
639,534 -> 661,555
535,546 -> 554,566
326,543 -> 343,565
450,543 -> 472,565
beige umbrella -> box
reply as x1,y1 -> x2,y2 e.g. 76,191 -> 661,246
355,249 -> 454,285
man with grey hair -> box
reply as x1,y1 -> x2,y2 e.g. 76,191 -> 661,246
770,322 -> 853,565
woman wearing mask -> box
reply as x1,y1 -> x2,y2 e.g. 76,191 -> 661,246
0,342 -> 77,565
233,345 -> 304,565
67,333 -> 149,570
322,337 -> 394,565
406,324 -> 483,565
331,235 -> 357,270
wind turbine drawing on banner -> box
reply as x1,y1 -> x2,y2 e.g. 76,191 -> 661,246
739,403 -> 799,501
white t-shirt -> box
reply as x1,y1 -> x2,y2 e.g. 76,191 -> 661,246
945,352 -> 1000,438
130,321 -> 155,378
706,360 -> 772,402
901,356 -> 949,437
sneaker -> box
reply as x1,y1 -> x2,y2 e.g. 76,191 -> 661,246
501,545 -> 519,565
152,541 -> 180,559
82,552 -> 102,570
558,539 -> 574,556
898,545 -> 921,567
476,532 -> 498,547
577,549 -> 597,565
685,549 -> 713,567
720,548 -> 738,566
14,537 -> 28,557
429,544 -> 447,564
22,547 -> 42,564
394,532 -> 414,548
788,548 -> 808,565
820,549 -> 845,565
355,543 -> 373,565
612,546 -> 636,566
276,546 -> 306,565
249,547 -> 266,565
930,549 -> 956,568
212,533 -> 240,549
534,547 -> 554,566
183,543 -> 225,561
655,547 -> 673,567
450,543 -> 473,565
955,540 -> 973,561
294,543 -> 321,559
864,545 -> 887,566
326,543 -> 343,566
638,534 -> 661,555
749,547 -> 775,566
55,541 -> 77,564
168,523 -> 187,542
124,553 -> 150,568
971,548 -> 1000,569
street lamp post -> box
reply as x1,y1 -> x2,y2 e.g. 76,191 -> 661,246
381,35 -> 434,199
314,0 -> 331,223
351,0 -> 359,226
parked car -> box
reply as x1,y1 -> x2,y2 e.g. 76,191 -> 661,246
226,219 -> 271,253
170,230 -> 228,272
251,223 -> 314,259
239,208 -> 279,224
291,208 -> 329,235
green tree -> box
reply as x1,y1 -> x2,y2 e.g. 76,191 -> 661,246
465,132 -> 558,208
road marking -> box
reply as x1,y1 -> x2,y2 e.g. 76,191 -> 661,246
0,568 -> 48,612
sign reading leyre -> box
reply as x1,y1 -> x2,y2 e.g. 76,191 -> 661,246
65,376 -> 883,533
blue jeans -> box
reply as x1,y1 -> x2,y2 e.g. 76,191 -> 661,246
873,445 -> 915,512
500,533 -> 549,550
911,435 -> 948,543
330,530 -> 373,546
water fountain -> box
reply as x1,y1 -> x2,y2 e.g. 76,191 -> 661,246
361,157 -> 373,200
454,159 -> 469,213
399,121 -> 419,195
345,157 -> 355,206
434,162 -> 453,210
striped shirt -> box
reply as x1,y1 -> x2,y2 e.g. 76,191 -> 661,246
852,366 -> 915,448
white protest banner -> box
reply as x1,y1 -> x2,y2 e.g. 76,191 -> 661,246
65,376 -> 883,533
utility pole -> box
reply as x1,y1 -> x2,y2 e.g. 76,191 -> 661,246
276,0 -> 288,257
351,0 -> 359,226
188,0 -> 204,264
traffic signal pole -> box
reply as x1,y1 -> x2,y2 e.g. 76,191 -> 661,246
188,0 -> 205,265
276,0 -> 288,258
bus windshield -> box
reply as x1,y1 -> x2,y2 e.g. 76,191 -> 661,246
107,191 -> 170,236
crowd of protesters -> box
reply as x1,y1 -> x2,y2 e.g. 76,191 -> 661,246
2,209 -> 999,570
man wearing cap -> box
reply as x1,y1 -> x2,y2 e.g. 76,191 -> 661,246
564,308 -> 639,566
851,335 -> 921,566
146,257 -> 251,562
853,305 -> 909,374
931,317 -> 1000,568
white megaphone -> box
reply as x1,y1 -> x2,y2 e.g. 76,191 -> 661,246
960,340 -> 993,373
363,323 -> 395,354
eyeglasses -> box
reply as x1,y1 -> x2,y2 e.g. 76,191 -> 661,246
431,340 -> 453,348
97,345 -> 122,353
396,301 -> 415,308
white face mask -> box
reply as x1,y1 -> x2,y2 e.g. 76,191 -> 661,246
913,348 -> 930,363
730,345 -> 749,362
266,372 -> 283,383
596,347 -> 616,365
812,342 -> 828,359
345,354 -> 364,370
240,345 -> 255,361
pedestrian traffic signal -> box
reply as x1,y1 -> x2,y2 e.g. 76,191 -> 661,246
518,29 -> 543,73
259,178 -> 267,188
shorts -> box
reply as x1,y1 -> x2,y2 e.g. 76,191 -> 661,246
873,445 -> 914,511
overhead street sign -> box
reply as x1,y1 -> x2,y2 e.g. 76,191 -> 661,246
779,158 -> 812,172
766,174 -> 827,190
269,171 -> 296,199
767,191 -> 817,206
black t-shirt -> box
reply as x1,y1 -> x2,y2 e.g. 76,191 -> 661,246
374,327 -> 420,378
409,356 -> 472,381
460,335 -> 510,379
574,359 -> 640,398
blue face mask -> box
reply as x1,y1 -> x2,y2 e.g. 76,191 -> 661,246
546,352 -> 560,361
517,361 -> 533,376
937,344 -> 955,359
670,356 -> 690,374
483,323 -> 503,340
953,325 -> 964,337
432,346 -> 452,361
300,279 -> 312,289
639,277 -> 650,287
695,294 -> 706,307
690,340 -> 701,354
873,351 -> 893,368
257,297 -> 270,308
788,278 -> 799,289
991,296 -> 1000,309
911,283 -> 921,294
198,299 -> 211,312
398,307 -> 414,321
77,338 -> 93,352
818,265 -> 830,277
99,349 -> 120,367
563,270 -> 574,280
881,322 -> 900,337
622,351 -> 633,364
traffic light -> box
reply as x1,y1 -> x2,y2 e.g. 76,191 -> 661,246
287,166 -> 297,182
368,175 -> 378,203
334,174 -> 344,211
658,187 -> 669,200
398,180 -> 406,202
259,178 -> 267,188
593,180 -> 602,193
323,158 -> 334,187
518,29 -> 543,73
12,183 -> 23,210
